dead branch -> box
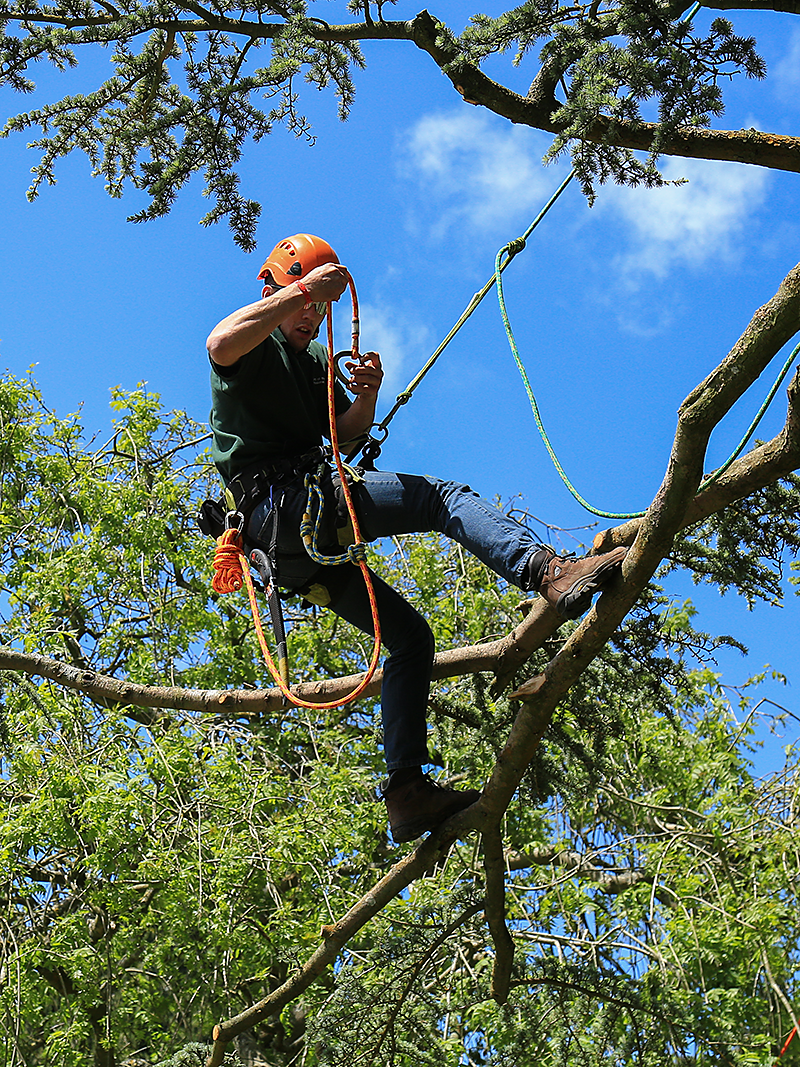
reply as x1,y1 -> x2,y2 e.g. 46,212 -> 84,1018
365,902 -> 484,1060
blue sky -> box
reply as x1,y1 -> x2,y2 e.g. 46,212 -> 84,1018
1,3 -> 799,772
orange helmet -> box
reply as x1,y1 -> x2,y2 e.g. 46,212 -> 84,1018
257,234 -> 339,287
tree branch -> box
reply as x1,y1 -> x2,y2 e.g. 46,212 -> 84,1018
206,816 -> 486,1066
482,260 -> 800,824
8,6 -> 800,173
505,847 -> 653,894
406,11 -> 800,175
483,822 -> 515,1004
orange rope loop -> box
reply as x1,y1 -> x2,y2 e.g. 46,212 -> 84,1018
213,275 -> 382,710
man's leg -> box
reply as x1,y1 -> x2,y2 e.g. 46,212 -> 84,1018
353,471 -> 626,618
323,563 -> 433,772
321,563 -> 481,843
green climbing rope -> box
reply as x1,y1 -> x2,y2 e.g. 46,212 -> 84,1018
495,245 -> 800,520
362,0 -> 798,523
373,171 -> 576,439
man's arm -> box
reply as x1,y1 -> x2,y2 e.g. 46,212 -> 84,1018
336,351 -> 384,444
206,263 -> 350,366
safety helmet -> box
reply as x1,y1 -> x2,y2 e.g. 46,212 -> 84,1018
257,234 -> 339,287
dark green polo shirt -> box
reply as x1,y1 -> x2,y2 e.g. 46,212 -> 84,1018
209,329 -> 351,483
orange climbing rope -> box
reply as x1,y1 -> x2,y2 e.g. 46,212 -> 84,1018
211,276 -> 382,709
777,1026 -> 797,1063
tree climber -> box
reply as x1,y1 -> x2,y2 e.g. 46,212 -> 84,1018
206,233 -> 628,844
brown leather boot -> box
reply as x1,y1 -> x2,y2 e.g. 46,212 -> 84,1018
382,774 -> 482,843
537,546 -> 627,620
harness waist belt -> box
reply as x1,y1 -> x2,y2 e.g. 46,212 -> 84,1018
224,446 -> 331,516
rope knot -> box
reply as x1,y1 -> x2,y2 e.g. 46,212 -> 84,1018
347,542 -> 367,565
505,237 -> 527,256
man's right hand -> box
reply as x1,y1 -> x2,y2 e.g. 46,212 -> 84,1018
301,262 -> 350,303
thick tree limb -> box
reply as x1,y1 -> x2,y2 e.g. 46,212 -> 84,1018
483,260 -> 800,810
6,6 -> 800,177
0,595 -> 562,718
405,11 -> 800,175
483,823 -> 515,1003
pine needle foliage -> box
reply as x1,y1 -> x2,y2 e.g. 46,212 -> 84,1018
0,0 -> 772,243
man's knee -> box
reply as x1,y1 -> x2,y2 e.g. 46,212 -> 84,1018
383,603 -> 435,665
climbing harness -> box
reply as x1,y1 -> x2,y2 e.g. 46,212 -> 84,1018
211,277 -> 383,709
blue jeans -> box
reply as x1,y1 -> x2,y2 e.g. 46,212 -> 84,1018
248,470 -> 543,771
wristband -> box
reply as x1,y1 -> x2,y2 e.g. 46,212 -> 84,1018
295,280 -> 312,309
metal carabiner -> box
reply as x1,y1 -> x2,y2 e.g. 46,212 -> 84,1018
224,509 -> 245,532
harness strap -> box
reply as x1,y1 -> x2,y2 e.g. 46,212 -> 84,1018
223,446 -> 330,519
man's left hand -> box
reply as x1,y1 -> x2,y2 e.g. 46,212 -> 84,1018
345,351 -> 383,399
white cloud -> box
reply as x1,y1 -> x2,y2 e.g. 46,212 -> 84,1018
400,110 -> 558,235
599,156 -> 769,278
772,27 -> 800,104
331,300 -> 431,400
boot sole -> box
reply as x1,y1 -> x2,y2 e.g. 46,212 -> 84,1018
557,549 -> 626,620
391,818 -> 435,843
389,791 -> 482,843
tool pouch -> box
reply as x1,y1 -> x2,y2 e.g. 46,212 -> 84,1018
198,496 -> 227,539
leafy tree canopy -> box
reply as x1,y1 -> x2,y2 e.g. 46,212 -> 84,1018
2,0 -> 800,1059
1,370 -> 799,1066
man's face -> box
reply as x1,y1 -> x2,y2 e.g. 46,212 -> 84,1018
262,281 -> 327,352
278,302 -> 326,353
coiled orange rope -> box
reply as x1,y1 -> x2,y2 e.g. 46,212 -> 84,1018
211,275 -> 382,709
211,529 -> 244,594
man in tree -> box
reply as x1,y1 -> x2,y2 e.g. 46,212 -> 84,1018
206,233 -> 627,843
